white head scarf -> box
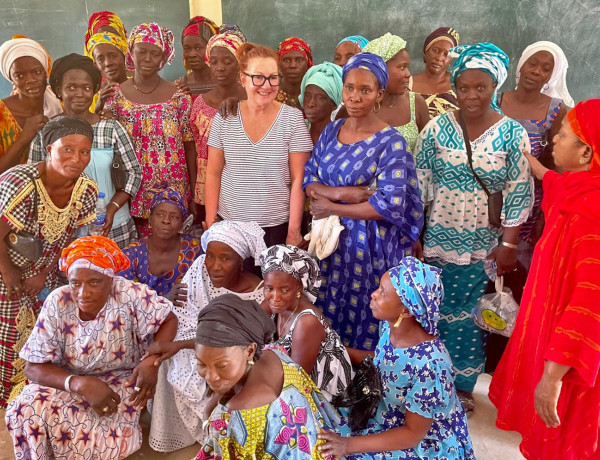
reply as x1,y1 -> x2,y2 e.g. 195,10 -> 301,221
201,221 -> 267,264
516,41 -> 574,107
0,37 -> 63,117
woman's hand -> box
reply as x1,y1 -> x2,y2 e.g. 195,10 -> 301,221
522,148 -> 549,180
126,357 -> 159,408
101,206 -> 117,237
141,340 -> 183,366
534,372 -> 562,428
343,186 -> 375,204
0,264 -> 23,299
94,82 -> 119,113
317,430 -> 349,459
21,115 -> 49,143
21,271 -> 47,297
174,78 -> 191,95
487,244 -> 517,276
286,229 -> 306,248
309,191 -> 336,220
73,375 -> 121,416
218,97 -> 240,118
412,241 -> 424,262
165,282 -> 187,307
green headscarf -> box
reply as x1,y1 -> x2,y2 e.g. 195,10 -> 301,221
363,33 -> 407,62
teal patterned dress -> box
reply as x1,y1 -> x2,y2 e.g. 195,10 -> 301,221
303,119 -> 424,350
415,112 -> 532,391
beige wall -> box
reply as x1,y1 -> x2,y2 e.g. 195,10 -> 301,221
189,0 -> 222,24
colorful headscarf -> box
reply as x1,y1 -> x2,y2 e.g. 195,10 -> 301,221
516,41 -> 574,107
219,24 -> 246,42
50,53 -> 102,95
204,33 -> 245,66
150,187 -> 188,218
182,16 -> 219,41
126,22 -> 175,71
363,33 -> 407,63
423,27 -> 460,54
85,32 -> 128,59
201,220 -> 266,263
259,245 -> 321,302
60,235 -> 131,277
41,116 -> 94,149
85,10 -> 127,45
0,36 -> 63,117
449,42 -> 510,112
567,99 -> 600,172
337,35 -> 369,51
278,37 -> 313,68
388,257 -> 444,336
343,52 -> 389,89
299,61 -> 343,107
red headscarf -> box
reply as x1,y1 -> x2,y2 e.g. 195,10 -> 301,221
182,16 -> 219,41
567,98 -> 600,172
277,37 -> 313,67
60,236 -> 130,277
85,11 -> 127,44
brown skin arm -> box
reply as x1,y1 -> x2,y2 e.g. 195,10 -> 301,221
318,411 -> 433,457
345,347 -> 374,365
305,183 -> 375,204
309,190 -> 383,221
102,190 -> 132,236
414,93 -> 430,132
184,141 -> 199,217
289,313 -> 327,375
0,114 -> 48,173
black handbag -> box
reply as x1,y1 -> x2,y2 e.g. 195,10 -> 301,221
331,355 -> 382,431
110,153 -> 127,191
458,110 -> 503,228
5,175 -> 43,261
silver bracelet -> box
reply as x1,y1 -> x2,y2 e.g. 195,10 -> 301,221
64,374 -> 75,392
501,241 -> 518,249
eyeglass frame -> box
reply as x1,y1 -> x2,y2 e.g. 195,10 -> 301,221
242,72 -> 283,87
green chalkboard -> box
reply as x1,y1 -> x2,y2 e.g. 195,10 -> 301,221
0,0 -> 191,97
222,0 -> 599,104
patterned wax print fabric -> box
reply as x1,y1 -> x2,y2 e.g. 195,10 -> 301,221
421,90 -> 459,119
195,348 -> 340,460
415,111 -> 533,265
394,91 -> 420,153
272,309 -> 353,401
0,100 -> 23,163
149,253 -> 265,451
29,118 -> 142,248
303,119 -> 424,350
497,93 -> 563,255
190,94 -> 217,204
490,170 -> 600,460
120,235 -> 201,297
5,277 -> 173,459
105,87 -> 193,222
338,322 -> 475,460
0,164 -> 97,408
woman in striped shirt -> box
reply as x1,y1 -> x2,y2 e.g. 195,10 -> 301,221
205,42 -> 312,248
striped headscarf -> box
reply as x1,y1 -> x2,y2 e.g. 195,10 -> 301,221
182,16 -> 219,41
449,42 -> 509,112
299,61 -> 343,107
204,33 -> 245,66
60,236 -> 131,278
343,52 -> 389,89
363,33 -> 407,62
127,22 -> 175,70
85,10 -> 127,45
423,27 -> 460,54
337,35 -> 369,51
388,257 -> 444,336
278,37 -> 313,68
567,99 -> 600,172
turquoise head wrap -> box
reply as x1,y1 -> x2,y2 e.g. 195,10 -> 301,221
449,42 -> 510,112
299,61 -> 343,107
388,257 -> 444,336
337,35 -> 369,50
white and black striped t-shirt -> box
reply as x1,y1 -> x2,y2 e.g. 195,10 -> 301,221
208,103 -> 312,227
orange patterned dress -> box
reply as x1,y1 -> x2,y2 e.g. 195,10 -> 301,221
489,170 -> 600,460
0,100 -> 23,162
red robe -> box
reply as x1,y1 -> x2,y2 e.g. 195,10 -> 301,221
489,170 -> 600,459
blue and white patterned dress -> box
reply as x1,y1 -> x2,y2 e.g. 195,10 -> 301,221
303,119 -> 424,350
339,323 -> 475,460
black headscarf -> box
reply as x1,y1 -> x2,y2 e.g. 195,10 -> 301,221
41,116 -> 94,149
49,53 -> 102,96
195,294 -> 275,359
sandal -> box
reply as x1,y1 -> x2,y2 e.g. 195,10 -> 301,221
458,392 -> 475,417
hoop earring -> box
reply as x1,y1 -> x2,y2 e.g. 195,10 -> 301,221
543,82 -> 550,91
373,101 -> 381,113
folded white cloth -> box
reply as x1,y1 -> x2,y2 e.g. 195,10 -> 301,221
305,215 -> 345,260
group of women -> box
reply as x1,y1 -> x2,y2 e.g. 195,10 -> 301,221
0,7 -> 598,460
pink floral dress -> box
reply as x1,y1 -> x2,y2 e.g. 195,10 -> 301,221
106,87 -> 193,220
190,94 -> 217,205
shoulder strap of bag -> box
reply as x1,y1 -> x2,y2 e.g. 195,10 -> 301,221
458,110 -> 491,197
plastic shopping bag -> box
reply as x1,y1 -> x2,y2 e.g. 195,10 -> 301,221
472,276 -> 520,337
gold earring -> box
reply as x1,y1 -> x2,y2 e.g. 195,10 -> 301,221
393,314 -> 407,328
247,359 -> 255,366
580,157 -> 588,164
373,101 -> 381,113
297,292 -> 301,299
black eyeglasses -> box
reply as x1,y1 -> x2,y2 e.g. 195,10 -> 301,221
242,72 -> 282,87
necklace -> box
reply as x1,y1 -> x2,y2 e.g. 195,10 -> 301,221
277,302 -> 300,338
133,77 -> 161,94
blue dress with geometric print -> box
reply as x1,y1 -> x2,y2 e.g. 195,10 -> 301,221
338,323 -> 475,459
303,119 -> 424,350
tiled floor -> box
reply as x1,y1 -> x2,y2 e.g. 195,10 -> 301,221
0,373 -> 525,460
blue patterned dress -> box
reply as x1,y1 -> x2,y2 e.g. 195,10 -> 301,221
415,112 -> 532,391
339,323 -> 475,459
303,119 -> 424,350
